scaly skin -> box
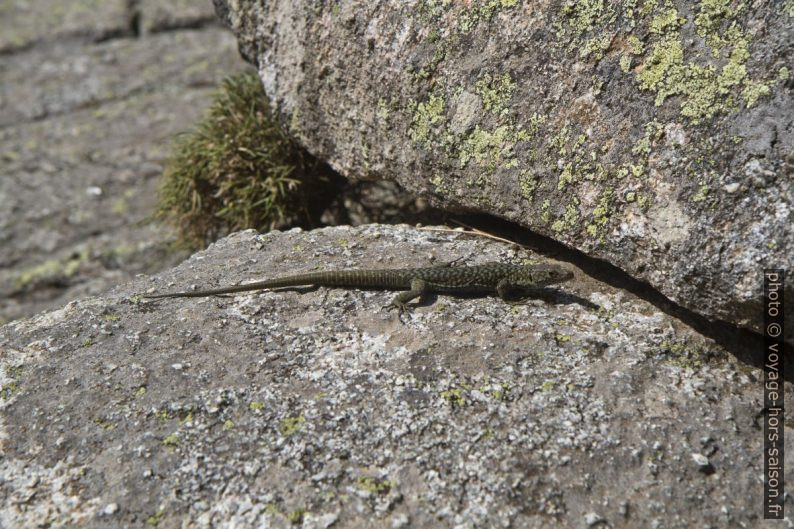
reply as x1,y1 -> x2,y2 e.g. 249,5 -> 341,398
144,262 -> 574,312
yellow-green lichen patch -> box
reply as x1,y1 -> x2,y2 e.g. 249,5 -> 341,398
586,187 -> 614,238
779,67 -> 790,81
458,124 -> 529,169
430,173 -> 449,195
627,34 -> 644,55
636,35 -> 683,96
557,162 -> 574,190
550,125 -> 571,156
661,340 -> 710,370
14,248 -> 90,291
440,388 -> 466,406
287,509 -> 306,524
249,401 -> 264,411
620,55 -> 633,73
357,476 -> 394,495
635,35 -> 741,123
475,72 -> 516,115
1,365 -> 23,400
376,97 -> 392,120
741,80 -> 772,108
694,0 -> 746,53
162,433 -> 179,446
540,199 -> 551,223
457,0 -> 519,33
93,418 -> 115,430
408,92 -> 446,148
692,184 -> 709,202
280,415 -> 305,437
0,381 -> 19,400
518,169 -> 539,201
580,34 -> 613,60
649,7 -> 684,35
631,119 -> 664,159
617,0 -> 782,124
551,197 -> 580,233
146,509 -> 166,527
561,0 -> 609,36
526,112 -> 547,134
481,381 -> 511,401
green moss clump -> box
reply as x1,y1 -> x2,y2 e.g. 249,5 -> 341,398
156,70 -> 339,249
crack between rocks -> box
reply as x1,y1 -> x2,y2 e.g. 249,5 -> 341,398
459,212 -> 791,381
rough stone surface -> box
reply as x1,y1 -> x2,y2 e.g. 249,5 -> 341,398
0,0 -> 220,52
0,0 -> 130,52
1,226 -> 789,528
211,0 -> 793,337
0,1 -> 248,324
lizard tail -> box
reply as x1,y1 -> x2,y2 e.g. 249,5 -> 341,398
143,270 -> 409,299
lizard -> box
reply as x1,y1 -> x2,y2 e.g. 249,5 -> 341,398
144,261 -> 574,313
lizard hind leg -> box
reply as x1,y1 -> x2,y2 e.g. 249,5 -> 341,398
387,278 -> 428,314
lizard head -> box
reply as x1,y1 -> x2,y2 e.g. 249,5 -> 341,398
523,264 -> 574,287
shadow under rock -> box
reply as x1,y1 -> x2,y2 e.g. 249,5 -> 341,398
459,213 -> 792,384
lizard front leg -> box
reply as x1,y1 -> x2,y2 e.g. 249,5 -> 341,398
497,278 -> 541,305
389,278 -> 428,313
497,278 -> 527,304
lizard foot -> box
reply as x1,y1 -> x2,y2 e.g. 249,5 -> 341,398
385,301 -> 414,324
385,300 -> 411,314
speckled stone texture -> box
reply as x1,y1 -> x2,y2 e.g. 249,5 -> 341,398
211,0 -> 793,339
0,0 -> 247,324
0,226 -> 789,528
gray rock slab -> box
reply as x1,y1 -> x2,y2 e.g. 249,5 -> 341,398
0,25 -> 248,324
1,226 -> 788,528
0,0 -> 131,52
0,0 -> 221,52
211,0 -> 793,338
139,0 -> 219,34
